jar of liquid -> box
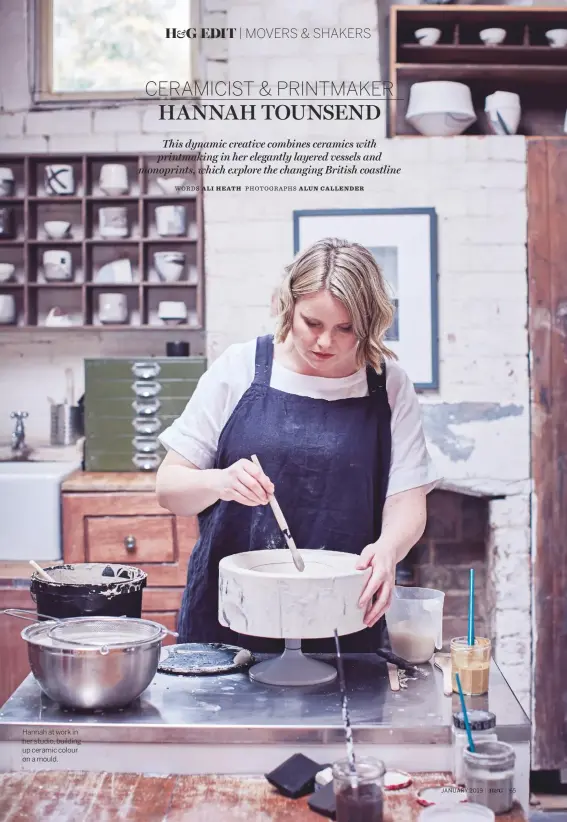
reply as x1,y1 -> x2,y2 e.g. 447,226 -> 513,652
332,756 -> 385,822
452,710 -> 497,786
451,636 -> 491,695
462,740 -> 515,815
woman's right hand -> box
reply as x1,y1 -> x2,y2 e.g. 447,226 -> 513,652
215,459 -> 275,506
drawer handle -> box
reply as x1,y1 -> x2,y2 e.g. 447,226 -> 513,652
124,535 -> 136,552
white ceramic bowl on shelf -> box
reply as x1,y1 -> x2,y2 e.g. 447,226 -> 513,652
414,27 -> 441,46
406,81 -> 476,137
479,28 -> 507,46
546,29 -> 567,48
44,220 -> 71,239
158,300 -> 188,325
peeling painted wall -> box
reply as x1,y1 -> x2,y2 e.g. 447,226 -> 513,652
422,403 -> 524,463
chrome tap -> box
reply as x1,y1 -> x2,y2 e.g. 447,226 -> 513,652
10,411 -> 29,455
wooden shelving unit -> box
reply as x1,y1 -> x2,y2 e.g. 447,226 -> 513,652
389,5 -> 567,137
0,153 -> 204,330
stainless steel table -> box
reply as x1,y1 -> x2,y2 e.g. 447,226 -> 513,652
0,655 -> 531,812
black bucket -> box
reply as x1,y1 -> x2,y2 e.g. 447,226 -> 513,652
30,563 -> 147,620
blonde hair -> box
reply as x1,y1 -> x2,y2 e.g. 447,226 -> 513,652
274,237 -> 397,372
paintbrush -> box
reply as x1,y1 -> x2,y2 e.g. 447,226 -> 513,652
251,454 -> 305,572
333,628 -> 358,791
29,560 -> 56,582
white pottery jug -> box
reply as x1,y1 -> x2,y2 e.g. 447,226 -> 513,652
485,91 -> 521,135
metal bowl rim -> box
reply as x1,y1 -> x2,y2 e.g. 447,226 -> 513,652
21,618 -> 165,652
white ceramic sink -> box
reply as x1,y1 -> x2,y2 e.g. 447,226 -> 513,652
0,460 -> 81,561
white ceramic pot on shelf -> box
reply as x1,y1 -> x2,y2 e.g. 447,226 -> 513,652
0,263 -> 15,283
158,300 -> 188,325
98,293 -> 128,324
154,251 -> 186,282
0,294 -> 16,324
406,81 -> 476,136
44,220 -> 71,239
99,164 -> 129,196
479,27 -> 507,46
485,91 -> 521,135
546,29 -> 567,48
414,27 -> 441,46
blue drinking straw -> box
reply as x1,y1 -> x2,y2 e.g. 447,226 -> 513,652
468,568 -> 475,646
455,673 -> 476,753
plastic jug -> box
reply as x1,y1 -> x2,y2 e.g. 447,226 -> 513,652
385,586 -> 445,664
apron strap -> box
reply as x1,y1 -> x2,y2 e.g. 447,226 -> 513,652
367,360 -> 387,395
253,335 -> 275,387
254,335 -> 387,395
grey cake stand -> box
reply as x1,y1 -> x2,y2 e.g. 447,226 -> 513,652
248,638 -> 337,686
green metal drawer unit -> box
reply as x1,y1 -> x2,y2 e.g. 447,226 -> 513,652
84,357 -> 207,472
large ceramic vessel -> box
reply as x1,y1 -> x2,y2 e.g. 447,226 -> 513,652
218,549 -> 368,685
406,81 -> 476,136
218,549 -> 366,639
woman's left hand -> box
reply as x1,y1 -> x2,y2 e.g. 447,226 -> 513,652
355,542 -> 396,628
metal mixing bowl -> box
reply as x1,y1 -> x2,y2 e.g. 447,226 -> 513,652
21,619 -> 165,710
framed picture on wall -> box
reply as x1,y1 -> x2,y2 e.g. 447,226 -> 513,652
292,207 -> 439,390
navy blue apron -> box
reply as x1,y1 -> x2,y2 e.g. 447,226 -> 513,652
177,334 -> 392,653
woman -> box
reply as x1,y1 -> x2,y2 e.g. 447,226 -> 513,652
156,237 -> 440,653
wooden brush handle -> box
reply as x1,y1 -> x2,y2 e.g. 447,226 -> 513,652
250,454 -> 289,531
29,560 -> 55,582
387,663 -> 400,691
443,665 -> 452,696
250,454 -> 304,571
265,491 -> 290,534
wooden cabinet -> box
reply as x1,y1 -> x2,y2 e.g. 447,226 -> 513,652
0,474 -> 197,705
0,585 -> 34,708
62,478 -> 198,646
0,474 -> 196,705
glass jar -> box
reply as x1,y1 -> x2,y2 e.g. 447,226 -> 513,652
332,756 -> 385,822
463,740 -> 515,815
451,636 -> 491,695
452,710 -> 497,785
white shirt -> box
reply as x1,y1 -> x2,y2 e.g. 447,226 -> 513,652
159,338 -> 441,497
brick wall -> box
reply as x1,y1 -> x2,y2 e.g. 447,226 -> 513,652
404,490 -> 489,651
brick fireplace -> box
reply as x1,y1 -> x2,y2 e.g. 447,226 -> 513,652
398,490 -> 489,650
394,486 -> 531,718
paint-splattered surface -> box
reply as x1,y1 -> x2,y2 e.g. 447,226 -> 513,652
0,658 -> 530,745
158,643 -> 254,675
0,771 -> 528,821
